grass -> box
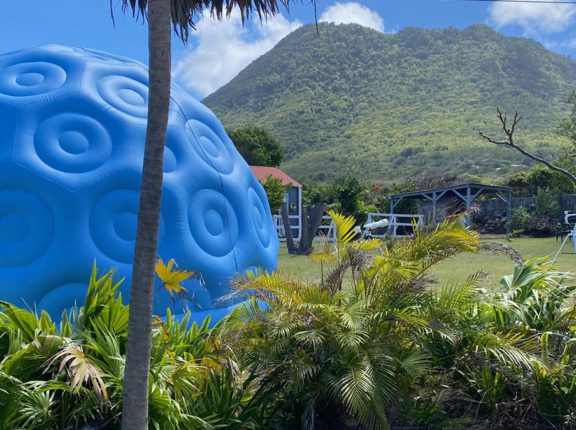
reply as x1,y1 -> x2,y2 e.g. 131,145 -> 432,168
277,236 -> 576,288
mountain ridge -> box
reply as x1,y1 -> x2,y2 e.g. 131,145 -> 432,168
203,23 -> 576,183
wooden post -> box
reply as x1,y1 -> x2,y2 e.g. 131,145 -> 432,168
465,185 -> 471,227
506,190 -> 512,234
432,192 -> 437,225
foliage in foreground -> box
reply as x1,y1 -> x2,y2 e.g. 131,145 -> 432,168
1,216 -> 576,428
224,214 -> 576,429
0,267 -> 256,430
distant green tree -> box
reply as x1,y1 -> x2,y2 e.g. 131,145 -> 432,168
510,188 -> 560,237
534,187 -> 560,219
507,166 -> 575,197
261,176 -> 288,213
228,127 -> 284,166
331,175 -> 365,221
302,182 -> 333,205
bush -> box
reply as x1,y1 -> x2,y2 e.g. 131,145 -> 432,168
331,174 -> 365,219
224,215 -> 576,428
511,206 -> 532,232
0,266 -> 257,430
261,175 -> 288,213
507,167 -> 575,197
510,188 -> 561,237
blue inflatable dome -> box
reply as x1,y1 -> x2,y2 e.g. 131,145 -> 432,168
0,45 -> 279,321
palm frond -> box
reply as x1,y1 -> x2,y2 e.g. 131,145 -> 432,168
156,258 -> 194,298
44,344 -> 108,404
121,0 -> 304,43
327,209 -> 359,246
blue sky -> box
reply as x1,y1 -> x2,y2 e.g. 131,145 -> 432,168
2,0 -> 576,98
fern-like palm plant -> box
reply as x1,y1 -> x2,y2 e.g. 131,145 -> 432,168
224,212 -> 481,429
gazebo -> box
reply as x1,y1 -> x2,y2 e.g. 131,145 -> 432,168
387,183 -> 512,232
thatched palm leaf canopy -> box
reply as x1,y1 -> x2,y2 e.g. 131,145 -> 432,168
121,0 -> 306,42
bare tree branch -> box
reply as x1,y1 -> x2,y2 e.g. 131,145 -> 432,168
479,108 -> 576,184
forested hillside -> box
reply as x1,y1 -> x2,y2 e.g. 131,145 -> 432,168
204,23 -> 576,182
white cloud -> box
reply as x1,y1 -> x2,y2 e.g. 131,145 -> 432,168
544,35 -> 576,51
174,12 -> 301,98
489,0 -> 576,33
320,2 -> 384,33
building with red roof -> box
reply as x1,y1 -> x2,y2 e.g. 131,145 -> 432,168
249,166 -> 302,188
250,165 -> 302,241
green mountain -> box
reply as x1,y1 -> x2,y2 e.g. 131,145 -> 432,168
203,23 -> 576,183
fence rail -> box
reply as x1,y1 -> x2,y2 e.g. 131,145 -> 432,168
363,213 -> 424,239
274,212 -> 422,242
273,214 -> 301,242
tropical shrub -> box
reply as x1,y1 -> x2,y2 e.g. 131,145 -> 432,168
223,213 -> 576,429
399,261 -> 576,429
510,188 -> 561,237
511,206 -> 532,233
223,212 -> 482,429
0,266 -> 255,430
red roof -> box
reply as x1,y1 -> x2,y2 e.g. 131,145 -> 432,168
250,166 -> 302,187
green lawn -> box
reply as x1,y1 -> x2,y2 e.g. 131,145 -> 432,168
277,236 -> 576,288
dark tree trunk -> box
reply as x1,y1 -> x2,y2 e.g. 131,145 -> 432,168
298,206 -> 310,254
307,203 -> 327,243
121,0 -> 171,427
281,202 -> 296,254
284,203 -> 327,255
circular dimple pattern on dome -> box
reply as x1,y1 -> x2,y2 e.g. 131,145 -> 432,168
38,283 -> 88,316
185,120 -> 233,174
34,113 -> 113,173
0,62 -> 66,97
114,212 -> 137,241
59,131 -> 89,154
0,213 -> 28,243
0,45 -> 279,320
90,189 -> 165,264
97,75 -> 148,118
16,72 -> 44,86
0,189 -> 54,267
248,187 -> 271,248
188,189 -> 238,257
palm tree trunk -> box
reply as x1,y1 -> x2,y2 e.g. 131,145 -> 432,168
121,0 -> 171,427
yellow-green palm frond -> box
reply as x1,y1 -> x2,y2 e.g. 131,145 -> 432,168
310,250 -> 335,264
327,209 -> 358,245
373,218 -> 478,280
430,271 -> 488,321
471,330 -> 543,370
356,238 -> 381,251
155,258 -> 195,298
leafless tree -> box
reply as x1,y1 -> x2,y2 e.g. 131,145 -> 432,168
479,108 -> 576,184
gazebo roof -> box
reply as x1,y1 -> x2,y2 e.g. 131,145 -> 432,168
386,183 -> 513,232
386,183 -> 511,200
